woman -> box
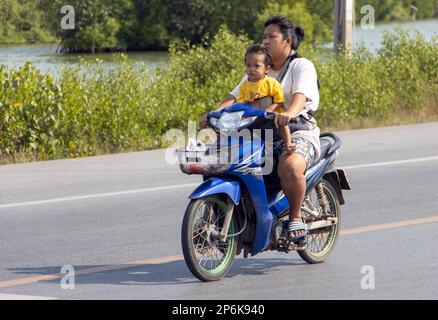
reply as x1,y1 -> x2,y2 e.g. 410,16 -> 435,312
200,16 -> 321,242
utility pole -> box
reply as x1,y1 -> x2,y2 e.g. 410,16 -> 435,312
334,0 -> 355,55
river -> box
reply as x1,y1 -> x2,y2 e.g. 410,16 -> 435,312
0,44 -> 168,76
0,19 -> 437,76
353,18 -> 438,52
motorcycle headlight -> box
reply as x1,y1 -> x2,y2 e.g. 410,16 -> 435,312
209,117 -> 219,127
217,111 -> 244,130
211,111 -> 259,130
239,116 -> 257,128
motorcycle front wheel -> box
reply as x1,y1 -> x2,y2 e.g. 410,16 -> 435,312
181,195 -> 237,282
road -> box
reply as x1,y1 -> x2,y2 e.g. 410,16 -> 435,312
0,122 -> 437,300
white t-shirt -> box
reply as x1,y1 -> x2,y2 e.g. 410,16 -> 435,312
231,57 -> 321,161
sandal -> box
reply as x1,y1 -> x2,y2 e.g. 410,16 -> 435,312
287,220 -> 308,242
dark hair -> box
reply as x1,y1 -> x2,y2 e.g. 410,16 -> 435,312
264,16 -> 304,50
244,44 -> 273,67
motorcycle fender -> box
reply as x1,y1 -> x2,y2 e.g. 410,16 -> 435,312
189,177 -> 241,205
323,170 -> 350,205
336,169 -> 351,190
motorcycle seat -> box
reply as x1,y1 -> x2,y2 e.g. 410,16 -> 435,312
319,133 -> 341,159
319,138 -> 331,159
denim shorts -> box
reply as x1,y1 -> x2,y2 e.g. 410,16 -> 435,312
273,137 -> 317,169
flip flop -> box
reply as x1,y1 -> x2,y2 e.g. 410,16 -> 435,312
287,220 -> 308,242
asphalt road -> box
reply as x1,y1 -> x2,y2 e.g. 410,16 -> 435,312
0,122 -> 437,300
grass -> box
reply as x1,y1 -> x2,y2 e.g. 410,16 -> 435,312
322,104 -> 438,132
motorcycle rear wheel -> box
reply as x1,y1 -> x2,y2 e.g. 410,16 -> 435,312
298,179 -> 341,264
181,195 -> 237,282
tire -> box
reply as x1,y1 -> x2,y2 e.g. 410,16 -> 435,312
298,178 -> 341,264
181,195 -> 237,282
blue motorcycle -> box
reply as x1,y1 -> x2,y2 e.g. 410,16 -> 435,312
178,104 -> 351,282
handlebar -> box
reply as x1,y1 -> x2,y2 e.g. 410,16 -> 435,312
264,112 -> 276,120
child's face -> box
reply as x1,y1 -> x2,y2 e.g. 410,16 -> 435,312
245,52 -> 270,82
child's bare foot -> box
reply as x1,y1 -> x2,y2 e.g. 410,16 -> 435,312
285,143 -> 296,155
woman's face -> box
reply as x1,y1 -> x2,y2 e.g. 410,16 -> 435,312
263,24 -> 291,59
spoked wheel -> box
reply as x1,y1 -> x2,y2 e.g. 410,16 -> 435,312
181,196 -> 237,282
298,179 -> 341,264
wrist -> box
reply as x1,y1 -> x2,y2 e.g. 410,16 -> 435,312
284,110 -> 295,118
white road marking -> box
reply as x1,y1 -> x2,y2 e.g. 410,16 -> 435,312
0,293 -> 57,300
1,155 -> 438,209
342,155 -> 438,170
0,183 -> 199,209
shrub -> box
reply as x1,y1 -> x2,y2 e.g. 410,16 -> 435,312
1,27 -> 437,162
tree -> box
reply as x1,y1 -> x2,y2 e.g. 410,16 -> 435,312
411,0 -> 438,19
257,0 -> 332,45
3,0 -> 437,50
130,0 -> 170,50
48,0 -> 132,53
0,0 -> 55,44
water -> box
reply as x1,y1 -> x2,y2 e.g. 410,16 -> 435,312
0,43 -> 168,76
353,19 -> 438,52
0,19 -> 437,75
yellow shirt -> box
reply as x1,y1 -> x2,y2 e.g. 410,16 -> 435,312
236,75 -> 285,111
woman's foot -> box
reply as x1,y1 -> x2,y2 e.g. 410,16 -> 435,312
287,217 -> 307,241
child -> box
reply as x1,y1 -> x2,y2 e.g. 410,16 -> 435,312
236,44 -> 293,154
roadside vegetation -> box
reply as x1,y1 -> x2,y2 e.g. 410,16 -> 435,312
1,27 -> 437,163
